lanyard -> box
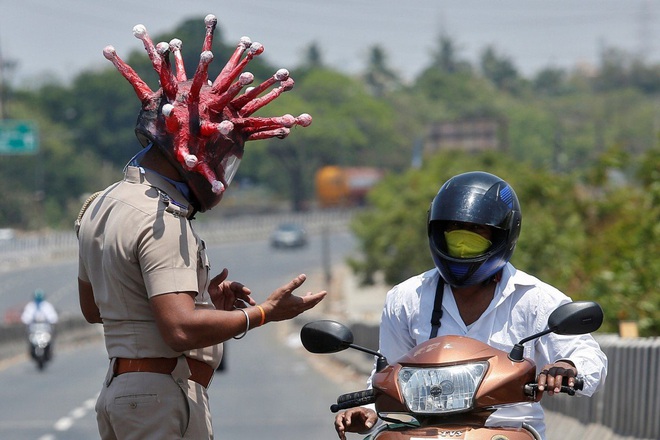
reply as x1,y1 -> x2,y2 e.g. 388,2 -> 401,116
429,274 -> 445,339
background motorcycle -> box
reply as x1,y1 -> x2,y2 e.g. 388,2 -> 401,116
27,321 -> 54,371
301,301 -> 603,440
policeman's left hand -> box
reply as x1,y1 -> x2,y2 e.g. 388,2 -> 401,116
537,361 -> 577,396
208,268 -> 254,311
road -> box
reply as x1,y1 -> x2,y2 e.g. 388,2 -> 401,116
0,231 -> 365,439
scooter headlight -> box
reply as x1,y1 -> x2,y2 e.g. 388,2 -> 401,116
398,362 -> 487,414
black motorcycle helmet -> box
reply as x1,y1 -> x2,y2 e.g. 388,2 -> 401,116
427,171 -> 522,287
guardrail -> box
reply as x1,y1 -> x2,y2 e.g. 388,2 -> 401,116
542,334 -> 660,440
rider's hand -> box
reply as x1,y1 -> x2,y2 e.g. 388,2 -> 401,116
537,360 -> 578,396
334,407 -> 377,440
208,268 -> 254,311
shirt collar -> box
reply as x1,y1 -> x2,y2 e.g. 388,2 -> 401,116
498,263 -> 537,299
125,142 -> 194,204
124,165 -> 193,214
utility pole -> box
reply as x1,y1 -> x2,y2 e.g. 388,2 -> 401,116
0,39 -> 6,120
0,36 -> 15,120
636,0 -> 653,61
0,31 -> 17,120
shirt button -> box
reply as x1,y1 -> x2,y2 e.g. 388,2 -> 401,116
129,402 -> 137,409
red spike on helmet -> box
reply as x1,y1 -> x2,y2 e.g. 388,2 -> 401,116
104,14 -> 312,212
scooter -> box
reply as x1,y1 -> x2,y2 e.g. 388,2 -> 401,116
300,301 -> 603,440
27,321 -> 53,371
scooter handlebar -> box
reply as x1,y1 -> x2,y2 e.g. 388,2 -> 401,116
526,376 -> 584,397
573,377 -> 584,391
331,389 -> 375,413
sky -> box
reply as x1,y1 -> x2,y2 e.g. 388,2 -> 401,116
1,0 -> 659,87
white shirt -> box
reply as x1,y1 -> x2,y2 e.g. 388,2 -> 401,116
372,263 -> 608,439
21,301 -> 59,325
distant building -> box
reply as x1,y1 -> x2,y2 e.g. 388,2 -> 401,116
425,117 -> 508,155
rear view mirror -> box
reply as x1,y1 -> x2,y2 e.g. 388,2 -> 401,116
300,320 -> 354,354
548,301 -> 604,335
509,301 -> 604,362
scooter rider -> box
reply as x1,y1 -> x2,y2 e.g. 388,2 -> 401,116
22,289 -> 58,366
335,171 -> 607,440
21,289 -> 58,326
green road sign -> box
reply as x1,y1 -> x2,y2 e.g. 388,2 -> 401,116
0,120 -> 39,155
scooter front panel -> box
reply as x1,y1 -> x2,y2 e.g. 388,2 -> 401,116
372,425 -> 537,440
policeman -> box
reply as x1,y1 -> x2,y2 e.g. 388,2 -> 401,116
77,16 -> 324,439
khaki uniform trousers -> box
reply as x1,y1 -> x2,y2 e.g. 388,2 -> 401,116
96,357 -> 213,439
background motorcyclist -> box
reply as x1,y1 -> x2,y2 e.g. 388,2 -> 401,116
21,289 -> 58,365
334,171 -> 608,440
21,289 -> 58,325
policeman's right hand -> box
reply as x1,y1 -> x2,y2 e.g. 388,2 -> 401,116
260,274 -> 326,322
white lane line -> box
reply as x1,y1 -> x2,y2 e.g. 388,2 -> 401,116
53,394 -> 98,432
53,417 -> 74,431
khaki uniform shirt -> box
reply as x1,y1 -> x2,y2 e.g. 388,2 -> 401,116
77,165 -> 221,368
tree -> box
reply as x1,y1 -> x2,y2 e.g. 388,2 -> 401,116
593,47 -> 632,92
412,67 -> 492,113
580,146 -> 660,335
363,45 -> 400,97
301,42 -> 325,69
479,46 -> 523,94
592,45 -> 660,94
533,67 -> 570,96
428,34 -> 472,74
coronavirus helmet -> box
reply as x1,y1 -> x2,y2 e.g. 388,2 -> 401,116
104,14 -> 312,212
427,171 -> 522,287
